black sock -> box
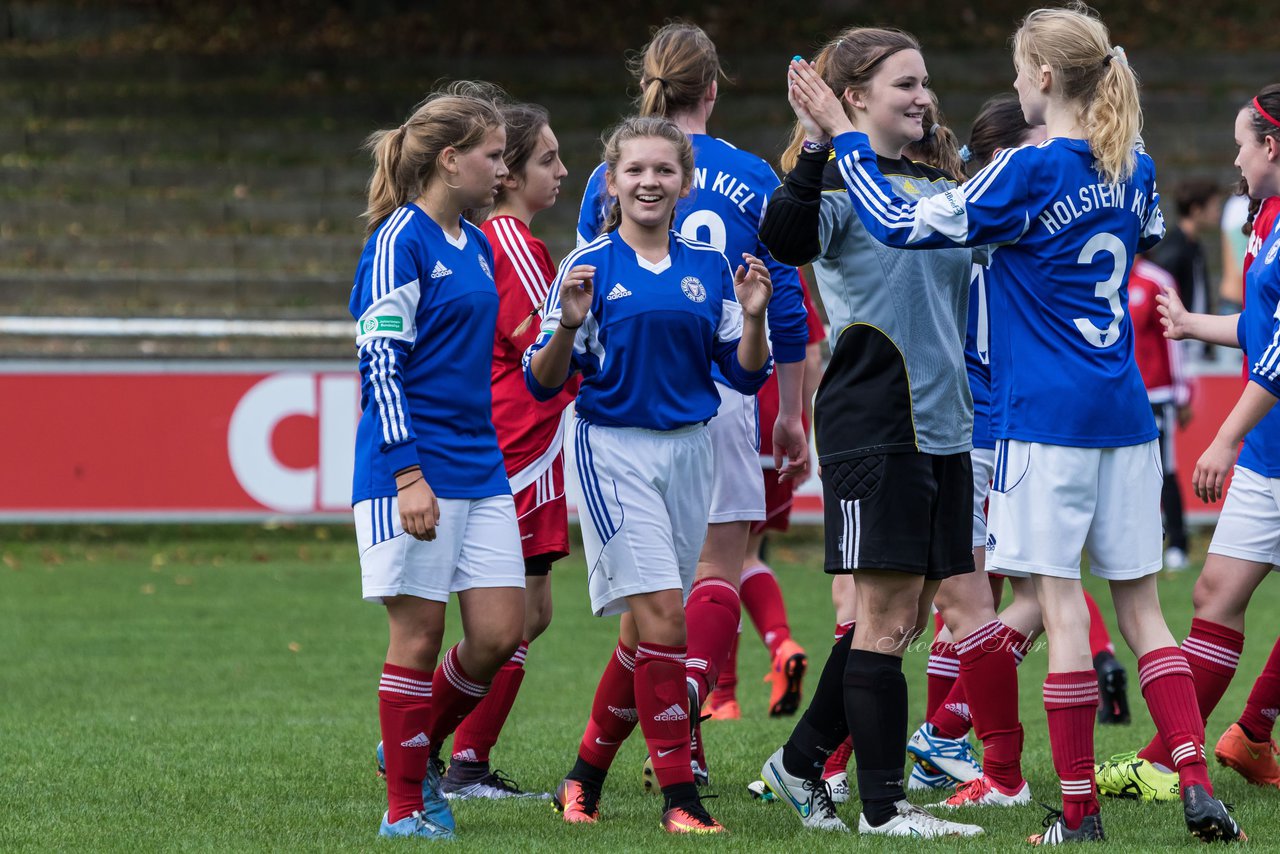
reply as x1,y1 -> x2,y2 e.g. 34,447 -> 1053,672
661,781 -> 700,810
1093,649 -> 1117,670
1239,722 -> 1262,742
844,648 -> 907,827
567,756 -> 607,789
782,624 -> 854,777
448,758 -> 489,779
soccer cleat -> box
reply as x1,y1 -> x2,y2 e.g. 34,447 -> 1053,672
378,810 -> 456,840
553,778 -> 601,824
1182,784 -> 1246,842
1164,546 -> 1189,571
759,746 -> 849,831
688,681 -> 710,786
747,779 -> 778,802
642,754 -> 708,793
1028,807 -> 1104,845
704,694 -> 741,721
766,638 -> 808,717
932,774 -> 1031,808
1214,723 -> 1280,788
661,802 -> 726,834
374,741 -> 455,831
1093,751 -> 1179,802
859,800 -> 983,838
441,762 -> 549,800
824,770 -> 851,804
1095,655 -> 1131,725
908,762 -> 954,791
907,723 -> 982,784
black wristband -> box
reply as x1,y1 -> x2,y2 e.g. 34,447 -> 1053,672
559,320 -> 583,330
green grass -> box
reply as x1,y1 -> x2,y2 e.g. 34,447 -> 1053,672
0,524 -> 1276,851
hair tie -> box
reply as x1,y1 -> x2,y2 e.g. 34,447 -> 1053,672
1101,54 -> 1112,67
924,122 -> 939,140
1103,46 -> 1127,69
1254,96 -> 1280,130
648,76 -> 668,88
399,123 -> 408,133
958,144 -> 973,163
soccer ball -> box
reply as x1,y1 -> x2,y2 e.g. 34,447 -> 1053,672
641,754 -> 658,794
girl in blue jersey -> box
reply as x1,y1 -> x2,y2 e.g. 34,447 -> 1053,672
579,23 -> 812,758
349,83 -> 525,841
1153,82 -> 1280,787
785,4 -> 1243,844
525,115 -> 773,834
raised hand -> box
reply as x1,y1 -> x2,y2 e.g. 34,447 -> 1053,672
1155,285 -> 1188,340
733,253 -> 772,319
557,264 -> 595,330
787,58 -> 855,140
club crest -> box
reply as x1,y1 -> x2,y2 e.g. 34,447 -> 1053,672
680,276 -> 706,303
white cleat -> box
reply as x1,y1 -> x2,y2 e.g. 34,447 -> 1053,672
859,800 -> 984,838
759,747 -> 849,831
906,723 -> 982,784
824,771 -> 850,804
908,762 -> 954,791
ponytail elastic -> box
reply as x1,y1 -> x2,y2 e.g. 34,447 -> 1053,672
1254,97 -> 1280,130
958,144 -> 973,163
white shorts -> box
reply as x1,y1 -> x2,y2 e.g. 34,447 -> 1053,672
707,382 -> 766,523
986,439 -> 1163,580
354,494 -> 525,603
971,447 -> 996,549
565,417 -> 712,616
1207,466 -> 1280,568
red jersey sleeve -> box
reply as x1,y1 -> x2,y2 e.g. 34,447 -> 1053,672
800,272 -> 826,345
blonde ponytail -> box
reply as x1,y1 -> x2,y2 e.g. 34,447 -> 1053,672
628,22 -> 723,119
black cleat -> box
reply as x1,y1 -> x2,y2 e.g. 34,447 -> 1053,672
1182,784 -> 1246,843
1095,653 -> 1130,725
1029,806 -> 1105,845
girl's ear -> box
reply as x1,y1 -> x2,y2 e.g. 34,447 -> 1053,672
438,146 -> 459,175
843,87 -> 864,111
1038,64 -> 1053,94
1267,134 -> 1280,163
604,169 -> 618,199
501,171 -> 522,192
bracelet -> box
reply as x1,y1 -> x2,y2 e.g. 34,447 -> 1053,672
801,139 -> 831,153
559,320 -> 583,330
396,476 -> 423,491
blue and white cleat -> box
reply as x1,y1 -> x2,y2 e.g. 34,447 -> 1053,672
906,723 -> 982,784
907,762 -> 954,791
379,810 -> 455,840
375,741 -> 456,832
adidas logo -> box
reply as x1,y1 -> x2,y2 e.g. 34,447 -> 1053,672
608,705 -> 639,722
654,703 -> 688,722
944,702 -> 971,721
400,732 -> 430,748
452,748 -> 478,762
606,283 -> 632,301
985,533 -> 996,552
430,260 -> 452,279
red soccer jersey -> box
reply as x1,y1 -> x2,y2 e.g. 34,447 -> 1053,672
1244,197 -> 1280,276
483,215 -> 578,483
1129,257 -> 1191,406
756,272 -> 826,464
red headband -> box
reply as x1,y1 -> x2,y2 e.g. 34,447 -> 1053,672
1255,96 -> 1280,130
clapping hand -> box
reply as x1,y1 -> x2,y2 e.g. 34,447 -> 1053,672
733,253 -> 772,319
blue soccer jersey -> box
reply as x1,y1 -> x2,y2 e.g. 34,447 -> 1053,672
1238,221 -> 1280,476
349,204 -> 508,503
523,230 -> 773,430
966,262 -> 994,450
576,134 -> 808,364
832,132 -> 1164,448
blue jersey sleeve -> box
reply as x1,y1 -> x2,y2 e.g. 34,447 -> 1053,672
831,131 -> 1033,250
522,256 -> 597,400
758,234 -> 808,363
1137,177 -> 1166,253
576,163 -> 609,246
350,219 -> 423,474
1249,299 -> 1280,399
713,259 -> 774,394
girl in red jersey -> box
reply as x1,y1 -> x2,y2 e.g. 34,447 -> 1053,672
439,102 -> 575,799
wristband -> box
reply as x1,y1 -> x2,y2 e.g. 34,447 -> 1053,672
396,476 -> 423,492
559,320 -> 583,330
801,139 -> 832,154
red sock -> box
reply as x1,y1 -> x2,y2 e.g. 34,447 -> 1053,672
823,736 -> 854,780
379,663 -> 433,822
635,642 -> 693,788
684,578 -> 740,702
926,639 -> 960,721
834,620 -> 855,642
741,563 -> 790,656
427,645 -> 490,750
1044,671 -> 1100,830
1138,619 -> 1242,769
1083,591 -> 1114,658
451,640 -> 528,764
1138,647 -> 1212,794
930,678 -> 972,740
956,620 -> 1023,790
578,643 -> 638,770
1240,635 -> 1280,741
711,627 -> 740,701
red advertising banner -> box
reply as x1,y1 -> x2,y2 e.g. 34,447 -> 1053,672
0,361 -> 1238,523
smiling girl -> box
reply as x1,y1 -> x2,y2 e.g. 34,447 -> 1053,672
525,115 -> 773,834
350,83 -> 526,841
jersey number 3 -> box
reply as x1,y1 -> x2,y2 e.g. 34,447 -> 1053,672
1072,232 -> 1127,349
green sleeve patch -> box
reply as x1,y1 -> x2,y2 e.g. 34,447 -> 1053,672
360,316 -> 404,334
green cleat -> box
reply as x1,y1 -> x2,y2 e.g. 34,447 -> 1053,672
1094,751 -> 1179,802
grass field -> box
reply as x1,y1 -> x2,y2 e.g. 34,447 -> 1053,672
2,523 -> 1277,851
